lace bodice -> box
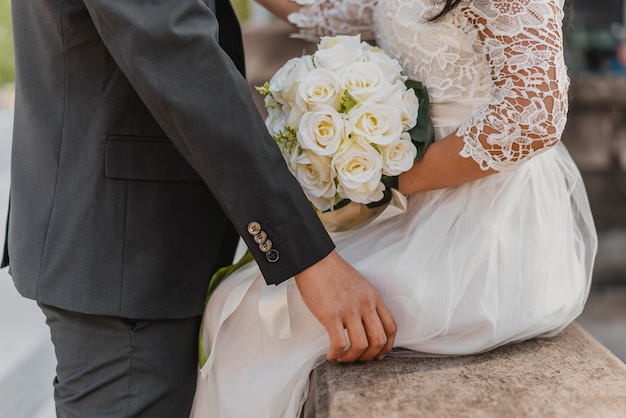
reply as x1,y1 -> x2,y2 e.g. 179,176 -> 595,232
288,0 -> 569,171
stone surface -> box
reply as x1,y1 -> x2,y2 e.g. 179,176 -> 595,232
581,172 -> 626,233
562,110 -> 616,171
618,125 -> 626,171
303,323 -> 626,418
592,229 -> 626,284
565,76 -> 626,173
578,287 -> 626,361
569,76 -> 626,107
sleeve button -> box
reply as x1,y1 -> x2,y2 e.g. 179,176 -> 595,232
247,222 -> 261,235
258,239 -> 272,252
266,249 -> 280,263
253,231 -> 267,244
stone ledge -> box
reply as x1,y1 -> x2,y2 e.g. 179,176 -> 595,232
569,76 -> 626,108
302,323 -> 626,417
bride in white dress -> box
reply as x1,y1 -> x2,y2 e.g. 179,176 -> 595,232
192,0 -> 597,416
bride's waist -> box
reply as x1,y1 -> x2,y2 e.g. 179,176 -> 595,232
430,99 -> 489,139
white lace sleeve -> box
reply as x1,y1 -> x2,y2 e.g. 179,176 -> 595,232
457,0 -> 569,171
287,0 -> 378,42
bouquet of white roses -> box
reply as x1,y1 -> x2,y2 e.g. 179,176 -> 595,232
257,35 -> 433,212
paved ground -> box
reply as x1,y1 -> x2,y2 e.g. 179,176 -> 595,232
0,106 -> 624,416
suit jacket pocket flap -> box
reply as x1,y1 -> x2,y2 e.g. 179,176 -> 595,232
105,136 -> 203,183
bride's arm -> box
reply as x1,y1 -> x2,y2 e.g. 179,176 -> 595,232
397,133 -> 495,193
261,0 -> 568,193
401,0 -> 569,193
256,0 -> 378,41
255,0 -> 300,21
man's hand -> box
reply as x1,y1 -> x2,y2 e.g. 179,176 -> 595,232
294,250 -> 397,362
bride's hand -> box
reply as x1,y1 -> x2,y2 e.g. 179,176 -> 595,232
294,250 -> 397,362
254,0 -> 301,21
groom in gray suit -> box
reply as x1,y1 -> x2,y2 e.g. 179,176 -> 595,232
3,0 -> 396,416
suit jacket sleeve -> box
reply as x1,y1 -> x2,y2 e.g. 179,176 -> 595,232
81,0 -> 335,285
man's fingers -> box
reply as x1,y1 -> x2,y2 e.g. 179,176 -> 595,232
375,302 -> 397,360
337,317 -> 369,362
354,309 -> 389,362
328,292 -> 397,363
325,319 -> 348,361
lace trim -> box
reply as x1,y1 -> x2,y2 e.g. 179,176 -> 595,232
456,0 -> 569,171
288,0 -> 377,41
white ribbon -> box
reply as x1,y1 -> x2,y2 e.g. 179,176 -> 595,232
319,189 -> 408,233
429,99 -> 488,130
258,280 -> 292,339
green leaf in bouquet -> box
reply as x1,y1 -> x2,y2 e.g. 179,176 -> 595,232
273,126 -> 298,154
331,197 -> 351,211
339,90 -> 358,114
255,82 -> 271,96
366,175 -> 399,209
204,250 -> 254,305
405,80 -> 435,161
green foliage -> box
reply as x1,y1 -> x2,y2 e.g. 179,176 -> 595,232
255,82 -> 271,96
273,126 -> 298,155
0,0 -> 14,85
199,250 -> 254,367
339,90 -> 358,114
405,79 -> 435,161
230,0 -> 250,21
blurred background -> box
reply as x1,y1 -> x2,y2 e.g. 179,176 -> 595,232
0,0 -> 625,416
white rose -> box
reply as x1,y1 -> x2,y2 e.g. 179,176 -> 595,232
279,144 -> 298,175
381,83 -> 419,130
318,34 -> 362,50
363,45 -> 407,85
380,133 -> 417,176
291,149 -> 336,212
314,36 -> 365,71
270,55 -> 315,105
295,68 -> 342,111
286,104 -> 306,128
297,105 -> 345,156
332,138 -> 385,204
263,93 -> 280,109
340,61 -> 393,103
268,58 -> 300,103
264,103 -> 287,136
347,102 -> 404,146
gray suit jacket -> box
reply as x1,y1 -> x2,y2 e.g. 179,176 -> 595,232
3,0 -> 334,319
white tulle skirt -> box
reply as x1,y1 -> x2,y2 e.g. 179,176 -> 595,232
191,141 -> 597,418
